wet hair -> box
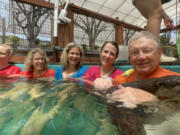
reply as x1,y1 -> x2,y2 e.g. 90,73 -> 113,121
60,42 -> 84,70
25,48 -> 49,72
101,41 -> 119,57
0,43 -> 13,58
128,31 -> 160,48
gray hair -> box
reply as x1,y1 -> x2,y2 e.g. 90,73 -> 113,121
0,43 -> 13,57
128,31 -> 160,48
60,42 -> 84,70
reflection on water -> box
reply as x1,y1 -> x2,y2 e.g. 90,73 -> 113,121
144,112 -> 180,135
0,78 -> 118,135
0,78 -> 180,135
143,85 -> 180,135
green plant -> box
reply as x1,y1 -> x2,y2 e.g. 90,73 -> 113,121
80,43 -> 87,50
35,38 -> 40,45
94,45 -> 99,50
8,36 -> 19,45
47,41 -> 52,46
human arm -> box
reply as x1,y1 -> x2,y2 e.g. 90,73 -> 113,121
107,85 -> 157,105
162,9 -> 174,28
93,77 -> 157,105
2,65 -> 22,78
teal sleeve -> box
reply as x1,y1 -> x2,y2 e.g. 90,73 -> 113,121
71,66 -> 89,78
55,67 -> 63,80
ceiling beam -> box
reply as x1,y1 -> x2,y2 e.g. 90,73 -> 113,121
14,0 -> 144,31
160,24 -> 180,33
14,0 -> 54,9
69,3 -> 144,31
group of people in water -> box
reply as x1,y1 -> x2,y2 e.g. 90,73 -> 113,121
0,0 -> 179,104
0,40 -> 123,81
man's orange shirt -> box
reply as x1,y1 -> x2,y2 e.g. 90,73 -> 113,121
114,66 -> 180,85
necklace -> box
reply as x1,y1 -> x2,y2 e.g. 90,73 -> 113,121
101,67 -> 115,77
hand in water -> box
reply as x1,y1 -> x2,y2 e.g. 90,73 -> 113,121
93,77 -> 113,91
107,85 -> 157,105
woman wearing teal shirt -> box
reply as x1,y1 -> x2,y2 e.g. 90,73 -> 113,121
55,42 -> 88,80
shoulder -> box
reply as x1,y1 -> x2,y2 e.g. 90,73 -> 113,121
84,66 -> 100,75
73,66 -> 89,78
55,67 -> 63,75
8,65 -> 21,71
45,69 -> 55,77
114,68 -> 124,74
6,65 -> 21,74
55,67 -> 63,80
46,69 -> 55,73
55,67 -> 63,74
78,66 -> 89,72
113,69 -> 135,85
154,67 -> 180,77
86,66 -> 100,71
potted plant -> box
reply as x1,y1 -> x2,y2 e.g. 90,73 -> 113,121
8,36 -> 19,48
80,43 -> 87,51
35,38 -> 41,46
94,45 -> 99,50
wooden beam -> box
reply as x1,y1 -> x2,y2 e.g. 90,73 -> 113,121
69,4 -> 144,31
14,0 -> 54,9
58,9 -> 74,47
115,24 -> 124,45
2,18 -> 6,43
15,0 -> 144,31
160,24 -> 180,33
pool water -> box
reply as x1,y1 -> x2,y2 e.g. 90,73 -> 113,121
0,78 -> 118,135
0,77 -> 180,135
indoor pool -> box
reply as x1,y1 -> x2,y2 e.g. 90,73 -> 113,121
0,76 -> 180,135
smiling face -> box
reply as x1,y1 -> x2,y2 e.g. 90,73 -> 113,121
100,43 -> 117,67
67,47 -> 81,67
32,52 -> 46,73
129,37 -> 162,77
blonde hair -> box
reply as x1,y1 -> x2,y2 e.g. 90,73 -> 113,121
25,48 -> 49,71
0,43 -> 13,58
60,42 -> 84,70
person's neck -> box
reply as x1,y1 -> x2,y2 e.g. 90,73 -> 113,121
101,65 -> 114,77
63,66 -> 78,79
65,66 -> 77,73
0,63 -> 9,70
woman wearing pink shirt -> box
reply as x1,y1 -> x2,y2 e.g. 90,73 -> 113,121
83,41 -> 123,89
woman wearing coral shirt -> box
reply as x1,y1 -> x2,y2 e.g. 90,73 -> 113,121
20,48 -> 55,78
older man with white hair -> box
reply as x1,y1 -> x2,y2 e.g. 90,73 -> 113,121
93,31 -> 180,105
0,44 -> 21,77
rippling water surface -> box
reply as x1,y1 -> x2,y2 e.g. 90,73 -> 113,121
0,78 -> 180,135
